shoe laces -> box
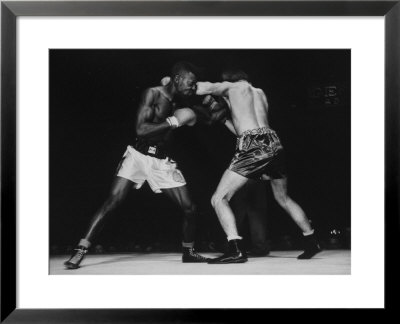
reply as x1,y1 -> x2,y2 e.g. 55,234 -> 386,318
70,247 -> 87,263
188,248 -> 207,260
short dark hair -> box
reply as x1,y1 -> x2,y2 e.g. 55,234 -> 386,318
171,61 -> 201,78
221,69 -> 249,82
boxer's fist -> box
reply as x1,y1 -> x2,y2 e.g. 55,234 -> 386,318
210,105 -> 230,124
202,95 -> 230,124
173,108 -> 197,126
161,76 -> 171,86
202,95 -> 219,112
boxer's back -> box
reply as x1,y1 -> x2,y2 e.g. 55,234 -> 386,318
227,81 -> 270,135
253,87 -> 270,128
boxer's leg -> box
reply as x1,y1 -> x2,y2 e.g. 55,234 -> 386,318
211,170 -> 248,240
270,177 -> 321,259
229,183 -> 248,238
270,178 -> 311,232
208,169 -> 249,264
162,185 -> 209,263
64,177 -> 133,269
83,177 -> 134,242
162,185 -> 196,244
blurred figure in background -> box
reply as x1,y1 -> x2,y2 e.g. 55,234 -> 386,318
230,179 -> 270,257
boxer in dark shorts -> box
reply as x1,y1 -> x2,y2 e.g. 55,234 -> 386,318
196,69 -> 321,264
229,127 -> 286,180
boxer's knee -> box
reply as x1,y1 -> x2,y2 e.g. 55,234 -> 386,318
181,204 -> 196,225
211,192 -> 226,209
181,201 -> 196,216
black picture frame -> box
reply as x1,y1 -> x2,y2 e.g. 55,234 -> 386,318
1,0 -> 398,322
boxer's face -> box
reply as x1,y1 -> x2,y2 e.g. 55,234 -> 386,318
174,71 -> 197,96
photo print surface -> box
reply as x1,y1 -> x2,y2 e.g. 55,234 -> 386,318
49,49 -> 350,275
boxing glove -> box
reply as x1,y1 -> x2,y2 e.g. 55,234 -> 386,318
161,76 -> 171,86
210,105 -> 230,124
202,95 -> 219,112
202,95 -> 230,124
173,108 -> 197,127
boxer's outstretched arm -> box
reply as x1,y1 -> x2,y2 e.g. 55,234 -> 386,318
196,81 -> 232,96
136,88 -> 172,138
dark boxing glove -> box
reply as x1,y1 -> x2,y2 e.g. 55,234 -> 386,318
202,95 -> 230,124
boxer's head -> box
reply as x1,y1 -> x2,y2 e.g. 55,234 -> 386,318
221,69 -> 249,83
170,61 -> 199,96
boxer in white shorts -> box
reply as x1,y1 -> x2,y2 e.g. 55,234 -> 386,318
64,62 -> 210,269
116,145 -> 186,194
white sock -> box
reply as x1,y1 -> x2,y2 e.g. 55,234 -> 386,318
227,235 -> 242,241
303,229 -> 315,236
78,238 -> 91,249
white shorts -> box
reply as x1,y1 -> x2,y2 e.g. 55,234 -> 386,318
116,145 -> 186,193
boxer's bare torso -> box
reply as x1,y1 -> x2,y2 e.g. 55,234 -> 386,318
197,80 -> 270,136
149,87 -> 174,121
135,86 -> 175,143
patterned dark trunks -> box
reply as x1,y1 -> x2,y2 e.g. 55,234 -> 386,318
229,127 -> 286,180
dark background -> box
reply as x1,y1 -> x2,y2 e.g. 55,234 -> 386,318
50,49 -> 350,253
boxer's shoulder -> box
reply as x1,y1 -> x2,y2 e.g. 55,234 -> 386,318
146,86 -> 161,95
142,87 -> 164,103
151,86 -> 172,102
235,80 -> 251,89
152,86 -> 164,91
142,87 -> 156,98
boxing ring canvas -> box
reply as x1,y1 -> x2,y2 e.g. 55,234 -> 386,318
1,0 -> 398,321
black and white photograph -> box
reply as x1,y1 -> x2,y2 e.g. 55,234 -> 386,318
3,1 -> 396,317
49,49 -> 351,275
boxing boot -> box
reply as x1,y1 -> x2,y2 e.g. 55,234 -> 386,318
297,233 -> 321,259
208,239 -> 247,264
64,245 -> 88,269
182,247 -> 210,263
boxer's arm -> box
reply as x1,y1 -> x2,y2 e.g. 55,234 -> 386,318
196,81 -> 232,96
135,89 -> 172,138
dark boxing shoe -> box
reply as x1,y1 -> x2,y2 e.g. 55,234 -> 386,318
182,247 -> 210,263
297,234 -> 321,260
208,239 -> 248,264
64,246 -> 88,269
